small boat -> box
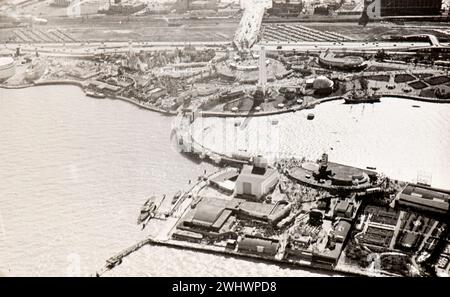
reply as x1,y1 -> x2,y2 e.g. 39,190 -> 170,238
141,214 -> 152,230
137,196 -> 157,225
85,90 -> 105,99
366,166 -> 377,170
412,105 -> 421,108
171,191 -> 183,205
307,113 -> 315,120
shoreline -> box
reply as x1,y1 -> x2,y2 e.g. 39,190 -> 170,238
148,237 -> 359,277
2,81 -> 450,118
93,159 -> 412,278
150,238 -> 404,277
0,80 -> 178,116
172,94 -> 450,169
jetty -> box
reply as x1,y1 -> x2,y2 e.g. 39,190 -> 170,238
95,237 -> 157,276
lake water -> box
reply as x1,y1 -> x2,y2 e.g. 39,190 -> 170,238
192,99 -> 450,189
2,86 -> 448,276
0,85 -> 330,276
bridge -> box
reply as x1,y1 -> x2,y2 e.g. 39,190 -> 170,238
233,0 -> 271,51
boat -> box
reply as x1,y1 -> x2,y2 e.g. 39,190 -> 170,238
171,191 -> 183,205
85,90 -> 105,99
137,196 -> 157,225
344,91 -> 380,104
141,214 -> 152,230
344,96 -> 380,104
366,166 -> 377,170
412,105 -> 421,108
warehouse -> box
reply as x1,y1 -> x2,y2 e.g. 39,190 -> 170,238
397,184 -> 450,215
238,236 -> 280,257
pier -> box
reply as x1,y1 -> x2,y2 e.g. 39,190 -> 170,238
95,237 -> 156,277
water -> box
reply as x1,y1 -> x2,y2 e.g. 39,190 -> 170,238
3,87 -> 446,276
192,99 -> 450,189
0,85 -> 329,276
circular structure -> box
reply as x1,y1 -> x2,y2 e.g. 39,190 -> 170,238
319,51 -> 366,71
289,161 -> 375,191
216,52 -> 287,84
302,162 -> 319,172
0,57 -> 15,82
328,164 -> 368,186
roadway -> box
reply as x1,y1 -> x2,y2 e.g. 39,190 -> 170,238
256,41 -> 450,52
5,39 -> 448,56
1,40 -> 231,57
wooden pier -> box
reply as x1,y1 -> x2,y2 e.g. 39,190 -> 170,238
95,237 -> 156,277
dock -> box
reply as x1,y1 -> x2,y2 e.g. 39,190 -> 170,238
95,237 -> 156,276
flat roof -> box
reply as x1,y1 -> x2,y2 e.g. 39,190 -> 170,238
173,229 -> 203,240
239,164 -> 278,180
399,184 -> 450,212
239,201 -> 277,217
192,204 -> 224,226
212,209 -> 233,230
334,220 -> 351,238
238,237 -> 279,255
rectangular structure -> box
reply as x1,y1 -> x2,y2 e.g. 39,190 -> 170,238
379,0 -> 442,16
398,184 -> 450,214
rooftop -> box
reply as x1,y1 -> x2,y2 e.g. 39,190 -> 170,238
399,184 -> 450,213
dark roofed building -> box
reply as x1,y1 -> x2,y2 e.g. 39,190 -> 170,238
334,220 -> 351,243
334,199 -> 354,218
186,199 -> 233,232
238,236 -> 280,257
398,184 -> 450,214
192,204 -> 224,227
378,0 -> 443,17
400,232 -> 419,250
312,243 -> 343,268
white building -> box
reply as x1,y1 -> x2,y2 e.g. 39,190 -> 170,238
235,157 -> 279,200
0,57 -> 15,82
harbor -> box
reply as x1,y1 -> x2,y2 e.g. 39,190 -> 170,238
97,151 -> 449,277
1,0 -> 450,278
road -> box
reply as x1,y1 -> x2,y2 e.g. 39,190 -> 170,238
256,41 -> 449,52
5,38 -> 449,58
1,40 -> 231,57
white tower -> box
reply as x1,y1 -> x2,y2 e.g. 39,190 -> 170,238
258,46 -> 267,95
